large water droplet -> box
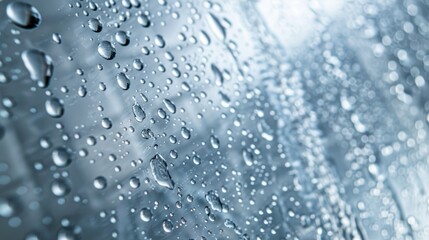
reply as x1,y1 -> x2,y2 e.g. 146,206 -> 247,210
101,118 -> 112,129
129,177 -> 140,189
88,18 -> 102,32
181,127 -> 191,140
132,102 -> 146,122
51,179 -> 70,197
52,147 -> 71,167
162,219 -> 173,233
116,72 -> 130,90
93,176 -> 107,190
150,154 -> 174,190
0,198 -> 15,218
137,14 -> 151,27
163,99 -> 176,114
97,41 -> 116,60
115,31 -> 129,46
21,49 -> 53,88
6,2 -> 41,29
45,98 -> 64,118
206,13 -> 226,41
211,64 -> 223,86
154,35 -> 166,48
205,190 -> 223,212
199,30 -> 211,45
140,208 -> 153,222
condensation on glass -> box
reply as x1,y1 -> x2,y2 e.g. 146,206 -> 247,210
0,0 -> 428,239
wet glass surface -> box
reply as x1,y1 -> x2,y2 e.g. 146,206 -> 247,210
0,0 -> 428,239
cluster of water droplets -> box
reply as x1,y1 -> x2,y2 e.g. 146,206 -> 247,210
0,0 -> 429,240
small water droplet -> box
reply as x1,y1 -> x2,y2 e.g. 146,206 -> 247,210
242,149 -> 254,166
93,176 -> 107,190
210,135 -> 220,149
52,147 -> 71,167
158,108 -> 167,119
51,179 -> 70,197
101,118 -> 112,129
52,33 -> 62,44
45,98 -> 64,118
129,177 -> 140,189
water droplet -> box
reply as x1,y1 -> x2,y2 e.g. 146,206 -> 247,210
158,108 -> 167,119
52,33 -> 62,44
0,198 -> 15,218
162,219 -> 173,233
93,176 -> 107,190
78,86 -> 87,97
154,35 -> 166,48
101,118 -> 112,129
21,49 -> 53,88
163,99 -> 176,114
257,119 -> 274,141
199,30 -> 211,45
206,13 -> 226,41
132,102 -> 146,122
88,18 -> 102,32
140,208 -> 152,222
181,127 -> 191,140
219,91 -> 230,108
129,177 -> 140,189
132,59 -> 143,71
242,149 -> 254,166
116,72 -> 130,90
51,179 -> 70,197
141,128 -> 154,139
205,190 -> 222,212
210,135 -> 220,149
137,14 -> 150,27
98,41 -> 116,60
211,64 -> 223,86
150,154 -> 174,190
45,98 -> 64,118
52,147 -> 71,167
115,31 -> 129,46
57,227 -> 78,240
6,2 -> 41,29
